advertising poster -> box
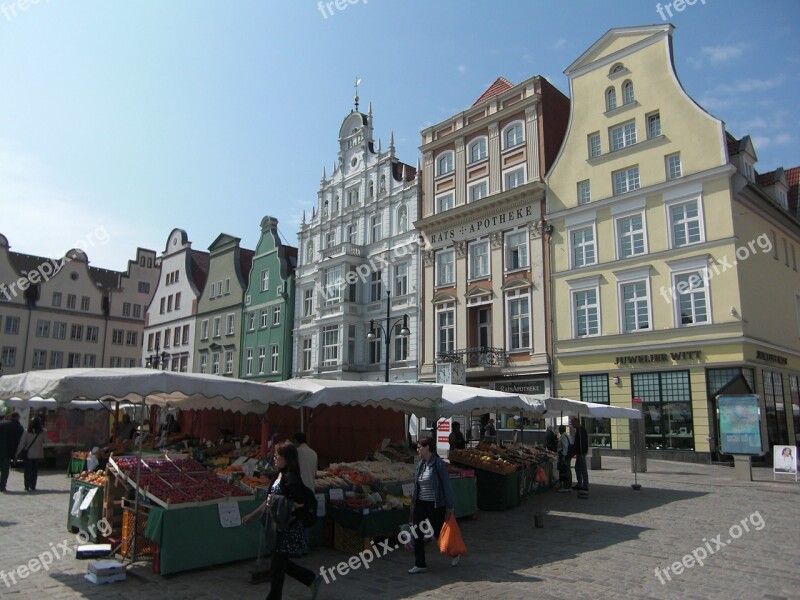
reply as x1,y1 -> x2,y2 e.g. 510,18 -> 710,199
773,445 -> 798,477
718,395 -> 763,455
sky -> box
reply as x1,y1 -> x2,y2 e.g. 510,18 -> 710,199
0,0 -> 798,271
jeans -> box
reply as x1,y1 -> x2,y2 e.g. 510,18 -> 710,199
412,499 -> 445,568
0,456 -> 10,490
23,459 -> 39,490
266,551 -> 315,600
574,454 -> 588,490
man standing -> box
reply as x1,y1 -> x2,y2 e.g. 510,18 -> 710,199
571,417 -> 589,494
0,413 -> 24,492
293,432 -> 318,491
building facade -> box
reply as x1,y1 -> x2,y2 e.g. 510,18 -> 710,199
0,234 -> 158,373
240,217 -> 297,382
546,25 -> 800,461
142,229 -> 208,372
415,76 -> 569,430
294,103 -> 421,381
193,234 -> 253,377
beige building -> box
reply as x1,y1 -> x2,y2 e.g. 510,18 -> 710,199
546,25 -> 800,461
415,76 -> 569,435
0,234 -> 158,373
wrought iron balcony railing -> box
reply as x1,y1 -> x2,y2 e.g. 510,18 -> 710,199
436,347 -> 508,368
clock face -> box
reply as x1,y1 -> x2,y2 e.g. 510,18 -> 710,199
436,364 -> 451,383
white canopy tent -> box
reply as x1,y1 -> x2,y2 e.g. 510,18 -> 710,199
3,397 -> 131,411
534,396 -> 642,420
436,384 -> 546,417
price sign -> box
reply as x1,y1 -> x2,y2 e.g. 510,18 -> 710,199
401,483 -> 414,497
218,502 -> 241,528
328,488 -> 344,501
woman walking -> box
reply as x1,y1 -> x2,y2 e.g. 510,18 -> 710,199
17,416 -> 45,491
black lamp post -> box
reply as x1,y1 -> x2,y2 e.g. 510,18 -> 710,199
145,340 -> 169,370
366,290 -> 410,382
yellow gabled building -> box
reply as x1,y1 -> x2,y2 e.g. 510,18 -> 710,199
545,25 -> 800,461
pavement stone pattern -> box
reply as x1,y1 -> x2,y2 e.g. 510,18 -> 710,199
0,457 -> 798,599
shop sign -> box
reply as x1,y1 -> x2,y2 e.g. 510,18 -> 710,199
614,350 -> 701,366
494,380 -> 545,395
756,350 -> 788,365
427,204 -> 535,248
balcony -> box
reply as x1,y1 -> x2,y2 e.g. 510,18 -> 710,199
436,347 -> 508,368
322,242 -> 365,260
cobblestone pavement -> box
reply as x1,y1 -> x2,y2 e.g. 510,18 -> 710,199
0,457 -> 798,599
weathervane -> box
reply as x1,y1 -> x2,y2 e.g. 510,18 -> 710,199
354,77 -> 361,110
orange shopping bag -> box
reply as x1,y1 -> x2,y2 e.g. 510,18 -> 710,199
438,513 -> 467,557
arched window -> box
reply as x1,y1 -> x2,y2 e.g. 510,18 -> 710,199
622,80 -> 634,105
606,87 -> 617,111
468,137 -> 488,163
436,151 -> 454,176
397,204 -> 408,234
503,121 -> 524,149
610,63 -> 625,75
306,240 -> 314,263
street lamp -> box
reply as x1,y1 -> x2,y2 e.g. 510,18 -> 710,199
145,340 -> 169,370
366,290 -> 410,382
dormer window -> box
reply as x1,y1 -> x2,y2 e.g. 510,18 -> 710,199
778,189 -> 788,209
743,160 -> 755,182
606,87 -> 617,111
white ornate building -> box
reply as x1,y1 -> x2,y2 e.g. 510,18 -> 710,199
294,102 -> 421,381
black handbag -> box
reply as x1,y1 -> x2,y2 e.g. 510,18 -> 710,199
18,432 -> 40,460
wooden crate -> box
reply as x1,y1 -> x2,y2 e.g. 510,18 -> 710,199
121,501 -> 154,559
333,521 -> 371,555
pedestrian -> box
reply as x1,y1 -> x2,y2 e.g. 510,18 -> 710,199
292,432 -> 318,491
571,417 -> 589,493
483,419 -> 497,442
17,416 -> 46,492
0,412 -> 24,492
556,424 -> 572,492
409,436 -> 458,573
448,422 -> 466,450
241,442 -> 321,600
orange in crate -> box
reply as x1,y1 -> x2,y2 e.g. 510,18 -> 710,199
122,505 -> 154,558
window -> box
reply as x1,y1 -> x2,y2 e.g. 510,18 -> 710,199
674,271 -> 709,326
213,316 -> 221,337
436,193 -> 454,213
621,281 -> 651,332
507,291 -> 531,351
261,269 -> 269,292
647,112 -> 661,138
606,87 -> 617,111
371,214 -> 382,242
666,153 -> 682,180
52,292 -> 62,307
613,166 -> 640,195
302,338 -> 312,371
80,296 -> 90,311
174,292 -> 181,310
322,325 -> 339,366
168,327 -> 175,347
610,121 -> 637,151
370,271 -> 383,302
503,121 -> 524,149
199,354 -> 207,374
303,289 -> 313,317
122,302 -> 131,317
50,351 -> 63,369
1,346 -> 16,367
578,180 -> 591,205
138,281 -> 150,294
209,282 -> 217,299
763,370 -> 788,446
68,352 -> 80,368
270,345 -> 279,373
324,265 -> 343,305
247,312 -> 256,331
182,325 -> 189,345
272,306 -> 281,326
571,226 -> 597,268
260,308 -> 269,328
258,346 -> 266,373
167,295 -> 173,312
435,249 -> 455,286
469,240 -> 490,279
200,319 -> 209,340
244,347 -> 253,376
67,294 -> 77,309
112,329 -> 124,345
83,354 -> 96,368
126,331 -> 137,346
212,352 -> 220,375
581,375 -> 612,448
468,180 -> 488,203
633,371 -> 694,451
437,306 -> 455,354
346,188 -> 359,207
347,223 -> 358,244
622,80 -> 634,104
368,337 -> 382,364
4,316 -> 19,334
503,167 -> 526,191
394,333 -> 409,361
133,304 -> 141,318
397,205 -> 408,234
32,349 -> 46,369
35,320 -> 50,337
617,214 -> 646,258
436,151 -> 454,176
159,297 -> 165,314
227,313 -> 235,335
224,351 -> 233,374
468,137 -> 487,163
505,230 -> 529,271
669,200 -> 703,247
325,231 -> 336,248
573,288 -> 600,337
588,133 -> 601,158
395,263 -> 408,297
86,326 -> 99,342
70,324 -> 83,341
53,322 -> 66,340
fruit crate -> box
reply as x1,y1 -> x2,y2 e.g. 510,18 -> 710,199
103,468 -> 131,536
121,500 -> 155,559
333,521 -> 371,555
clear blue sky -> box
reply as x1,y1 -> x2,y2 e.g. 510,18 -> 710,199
1,0 -> 797,270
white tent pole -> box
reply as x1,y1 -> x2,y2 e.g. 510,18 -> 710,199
129,396 -> 147,564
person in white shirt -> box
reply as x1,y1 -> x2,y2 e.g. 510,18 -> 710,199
292,432 -> 317,491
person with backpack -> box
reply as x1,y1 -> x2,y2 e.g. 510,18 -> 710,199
556,424 -> 572,492
242,442 -> 321,600
571,417 -> 589,493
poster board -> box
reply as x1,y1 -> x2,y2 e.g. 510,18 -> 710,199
718,395 -> 766,456
773,445 -> 798,481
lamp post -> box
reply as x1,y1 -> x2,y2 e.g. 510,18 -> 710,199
366,290 -> 410,382
145,340 -> 169,370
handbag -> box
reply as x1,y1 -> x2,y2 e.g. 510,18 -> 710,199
438,513 -> 467,557
18,432 -> 40,460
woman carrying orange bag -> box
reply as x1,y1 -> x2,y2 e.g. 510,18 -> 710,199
439,512 -> 467,559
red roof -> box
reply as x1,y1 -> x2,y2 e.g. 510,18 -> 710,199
756,170 -> 777,186
472,77 -> 514,107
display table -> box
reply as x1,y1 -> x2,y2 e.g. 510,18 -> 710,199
67,479 -> 104,541
474,468 -> 521,511
450,476 -> 478,518
143,498 -> 262,575
326,505 -> 410,537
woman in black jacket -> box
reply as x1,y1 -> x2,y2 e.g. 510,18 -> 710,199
243,442 -> 321,600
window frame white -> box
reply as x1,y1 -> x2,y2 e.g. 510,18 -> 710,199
503,165 -> 526,191
435,248 -> 456,287
436,304 -> 456,355
569,278 -> 602,338
615,211 -> 647,260
578,180 -> 591,205
666,196 -> 705,249
610,120 -> 637,151
436,151 -> 454,177
467,136 -> 488,164
506,289 -> 531,351
502,121 -> 524,150
436,192 -> 454,213
613,166 -> 640,195
468,239 -> 490,280
569,223 -> 598,269
504,229 -> 530,272
468,179 -> 489,203
666,153 -> 682,180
